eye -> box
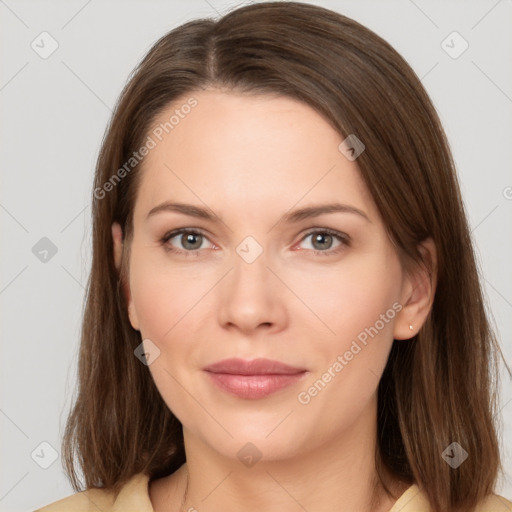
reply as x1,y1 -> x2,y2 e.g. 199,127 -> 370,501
297,228 -> 350,256
160,228 -> 214,255
160,227 -> 350,257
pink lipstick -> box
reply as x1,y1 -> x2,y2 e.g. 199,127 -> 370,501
203,358 -> 307,399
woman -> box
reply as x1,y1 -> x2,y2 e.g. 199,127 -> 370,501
35,2 -> 512,511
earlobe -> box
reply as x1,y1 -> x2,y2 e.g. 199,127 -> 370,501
127,301 -> 140,331
394,237 -> 437,340
111,222 -> 140,331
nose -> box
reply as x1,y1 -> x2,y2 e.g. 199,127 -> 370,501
217,249 -> 287,334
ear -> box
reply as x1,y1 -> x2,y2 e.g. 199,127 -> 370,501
393,237 -> 437,340
111,222 -> 140,331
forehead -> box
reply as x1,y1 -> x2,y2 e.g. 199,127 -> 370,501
134,89 -> 378,224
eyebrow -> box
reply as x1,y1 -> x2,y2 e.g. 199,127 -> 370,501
146,201 -> 371,224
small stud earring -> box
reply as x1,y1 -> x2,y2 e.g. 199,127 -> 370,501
409,324 -> 414,331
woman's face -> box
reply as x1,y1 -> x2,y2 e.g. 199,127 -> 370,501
116,89 -> 417,461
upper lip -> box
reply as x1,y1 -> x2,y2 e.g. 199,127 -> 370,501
203,358 -> 307,375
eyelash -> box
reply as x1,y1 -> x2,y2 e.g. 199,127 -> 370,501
159,227 -> 350,257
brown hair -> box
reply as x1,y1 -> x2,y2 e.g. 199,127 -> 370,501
62,2 -> 509,511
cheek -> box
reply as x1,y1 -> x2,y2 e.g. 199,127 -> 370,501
293,259 -> 402,438
128,257 -> 206,422
131,275 -> 176,340
285,249 -> 403,348
129,250 -> 213,339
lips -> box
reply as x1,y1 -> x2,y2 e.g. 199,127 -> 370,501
203,358 -> 308,399
203,358 -> 307,376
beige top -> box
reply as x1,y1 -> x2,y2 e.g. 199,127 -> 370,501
34,472 -> 512,512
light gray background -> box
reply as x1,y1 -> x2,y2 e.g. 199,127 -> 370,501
1,0 -> 511,510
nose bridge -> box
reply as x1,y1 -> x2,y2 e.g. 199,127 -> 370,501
230,235 -> 272,303
217,234 -> 284,331
235,234 -> 265,266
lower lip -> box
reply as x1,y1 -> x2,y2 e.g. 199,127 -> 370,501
205,371 -> 306,399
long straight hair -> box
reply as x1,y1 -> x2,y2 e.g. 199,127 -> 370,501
62,3 -> 508,511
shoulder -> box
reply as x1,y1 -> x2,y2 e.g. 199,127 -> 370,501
391,484 -> 512,512
475,492 -> 512,511
33,473 -> 153,512
33,487 -> 116,512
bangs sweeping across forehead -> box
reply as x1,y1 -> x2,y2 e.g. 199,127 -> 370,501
62,3 -> 509,511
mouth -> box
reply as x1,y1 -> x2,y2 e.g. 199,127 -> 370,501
203,358 -> 308,399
